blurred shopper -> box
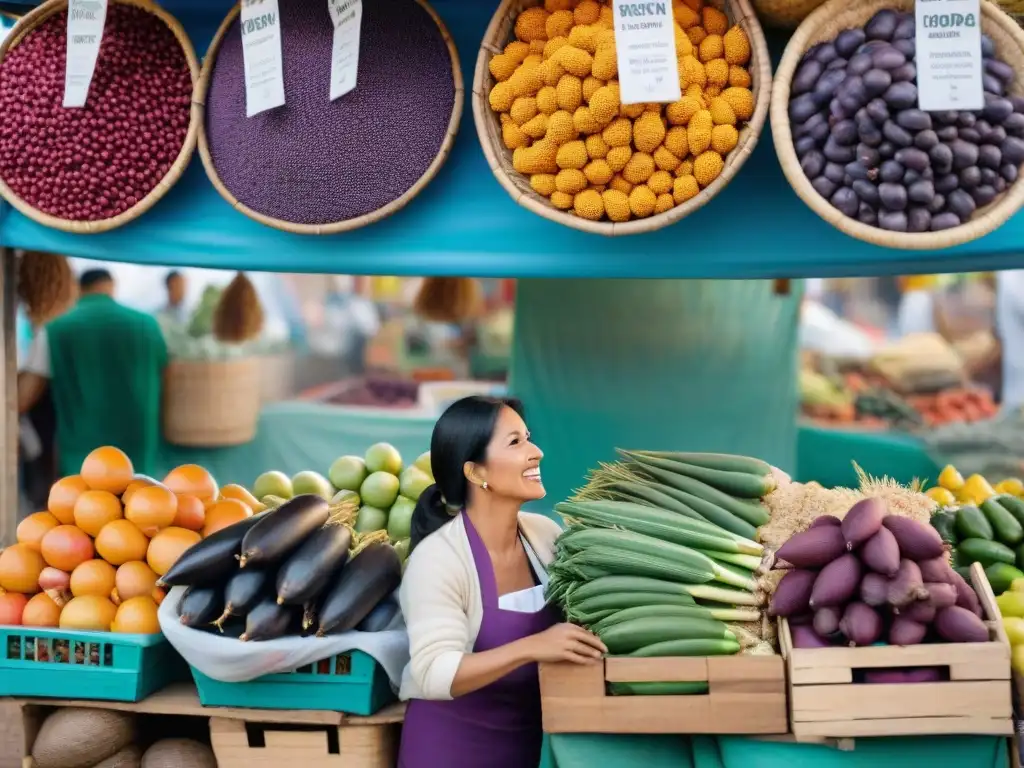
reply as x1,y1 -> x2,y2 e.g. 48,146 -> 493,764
158,270 -> 188,326
18,269 -> 168,476
897,275 -> 938,337
996,270 -> 1024,411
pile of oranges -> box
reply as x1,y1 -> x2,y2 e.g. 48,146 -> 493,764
0,446 -> 263,634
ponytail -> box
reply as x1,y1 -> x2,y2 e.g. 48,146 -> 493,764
409,484 -> 454,551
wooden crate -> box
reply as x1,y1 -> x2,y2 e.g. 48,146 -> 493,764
539,654 -> 787,734
781,562 -> 1012,739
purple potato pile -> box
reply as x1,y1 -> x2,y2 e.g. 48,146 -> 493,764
788,9 -> 1024,233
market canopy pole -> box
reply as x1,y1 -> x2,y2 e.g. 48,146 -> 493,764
1,247 -> 16,545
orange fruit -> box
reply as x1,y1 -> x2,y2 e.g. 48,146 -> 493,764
47,475 -> 89,525
40,525 -> 95,572
202,499 -> 252,538
16,511 -> 59,552
59,595 -> 117,631
22,593 -> 60,627
69,559 -> 117,598
147,527 -> 201,576
125,485 -> 178,537
73,490 -> 123,537
111,596 -> 160,634
0,544 -> 45,593
121,477 -> 158,505
162,465 -> 218,503
172,494 -> 205,531
115,561 -> 159,602
94,520 -> 149,566
81,446 -> 134,494
220,484 -> 266,512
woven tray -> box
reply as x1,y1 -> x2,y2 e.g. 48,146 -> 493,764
472,0 -> 772,235
196,0 -> 463,236
0,0 -> 200,234
772,0 -> 1024,250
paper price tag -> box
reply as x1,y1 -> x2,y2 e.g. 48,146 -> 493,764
915,0 -> 984,111
328,0 -> 362,101
611,0 -> 681,105
240,0 -> 286,117
63,0 -> 107,109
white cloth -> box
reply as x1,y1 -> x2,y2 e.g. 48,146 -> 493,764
897,290 -> 936,337
997,271 -> 1024,411
398,512 -> 562,702
22,327 -> 49,377
497,537 -> 549,614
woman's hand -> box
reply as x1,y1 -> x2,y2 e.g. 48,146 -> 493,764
522,623 -> 607,664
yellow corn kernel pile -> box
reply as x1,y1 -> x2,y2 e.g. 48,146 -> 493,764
488,0 -> 755,223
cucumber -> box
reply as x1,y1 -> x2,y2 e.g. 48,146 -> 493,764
1015,543 -> 1024,572
608,681 -> 710,696
998,495 -> 1024,529
567,591 -> 698,617
567,576 -> 700,604
930,511 -> 958,546
955,506 -> 993,541
635,478 -> 757,539
625,451 -> 771,476
980,498 -> 1024,545
621,451 -> 774,498
628,638 -> 741,657
597,616 -> 731,654
985,562 -> 1024,594
956,537 -> 1016,567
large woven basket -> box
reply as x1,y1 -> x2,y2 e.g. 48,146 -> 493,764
163,358 -> 261,447
0,0 -> 200,234
472,0 -> 772,236
196,0 -> 463,236
772,0 -> 1024,250
751,0 -> 827,29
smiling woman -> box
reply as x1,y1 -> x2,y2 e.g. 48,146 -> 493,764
398,395 -> 606,768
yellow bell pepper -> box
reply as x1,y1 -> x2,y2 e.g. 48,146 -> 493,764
1013,644 -> 1024,676
1011,578 -> 1024,594
939,464 -> 965,492
925,487 -> 957,507
996,478 -> 1024,496
960,474 -> 997,505
1005,617 -> 1024,646
997,590 -> 1024,618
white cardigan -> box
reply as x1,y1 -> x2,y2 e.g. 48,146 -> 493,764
398,512 -> 562,701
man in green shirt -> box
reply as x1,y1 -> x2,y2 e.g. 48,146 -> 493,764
19,269 -> 168,477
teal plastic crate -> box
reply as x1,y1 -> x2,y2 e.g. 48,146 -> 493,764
191,650 -> 395,715
0,626 -> 187,702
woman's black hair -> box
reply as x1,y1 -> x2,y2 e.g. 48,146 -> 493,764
409,395 -> 525,551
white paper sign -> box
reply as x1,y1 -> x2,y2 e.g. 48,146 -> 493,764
611,0 -> 680,105
240,0 -> 286,117
915,0 -> 984,111
63,0 -> 107,109
328,0 -> 362,101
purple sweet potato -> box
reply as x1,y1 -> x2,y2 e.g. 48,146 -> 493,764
860,572 -> 889,606
810,553 -> 862,608
789,613 -> 814,626
882,515 -> 946,560
842,498 -> 886,550
791,624 -> 832,648
923,582 -> 957,609
769,569 -> 817,617
813,606 -> 842,637
898,600 -> 935,623
918,555 -> 955,585
934,605 -> 989,642
887,559 -> 929,607
889,616 -> 928,645
949,568 -> 983,617
810,515 -> 842,529
860,526 -> 900,576
840,601 -> 883,646
864,666 -> 944,683
775,526 -> 847,569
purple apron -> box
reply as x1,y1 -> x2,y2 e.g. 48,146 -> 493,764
398,514 -> 559,768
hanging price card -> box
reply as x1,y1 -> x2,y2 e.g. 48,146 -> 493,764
240,0 -> 286,117
915,0 -> 984,111
328,0 -> 362,100
63,0 -> 107,108
611,0 -> 680,105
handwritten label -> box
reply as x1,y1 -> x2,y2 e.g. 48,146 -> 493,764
611,1 -> 680,105
915,0 -> 983,111
328,0 -> 362,100
240,0 -> 286,117
63,0 -> 107,108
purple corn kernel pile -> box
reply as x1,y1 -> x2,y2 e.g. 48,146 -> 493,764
0,5 -> 192,222
205,0 -> 456,226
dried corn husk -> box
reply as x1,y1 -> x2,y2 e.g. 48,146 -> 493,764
414,277 -> 484,323
32,708 -> 134,768
213,272 -> 264,343
18,251 -> 76,325
141,739 -> 216,768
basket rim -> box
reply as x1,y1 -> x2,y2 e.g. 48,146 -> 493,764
770,0 -> 1024,251
0,0 -> 201,235
195,0 -> 464,237
471,0 -> 773,236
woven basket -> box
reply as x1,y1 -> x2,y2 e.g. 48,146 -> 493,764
472,0 -> 772,235
772,0 -> 1024,250
751,0 -> 828,29
163,358 -> 261,447
196,0 -> 463,235
0,0 -> 200,234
